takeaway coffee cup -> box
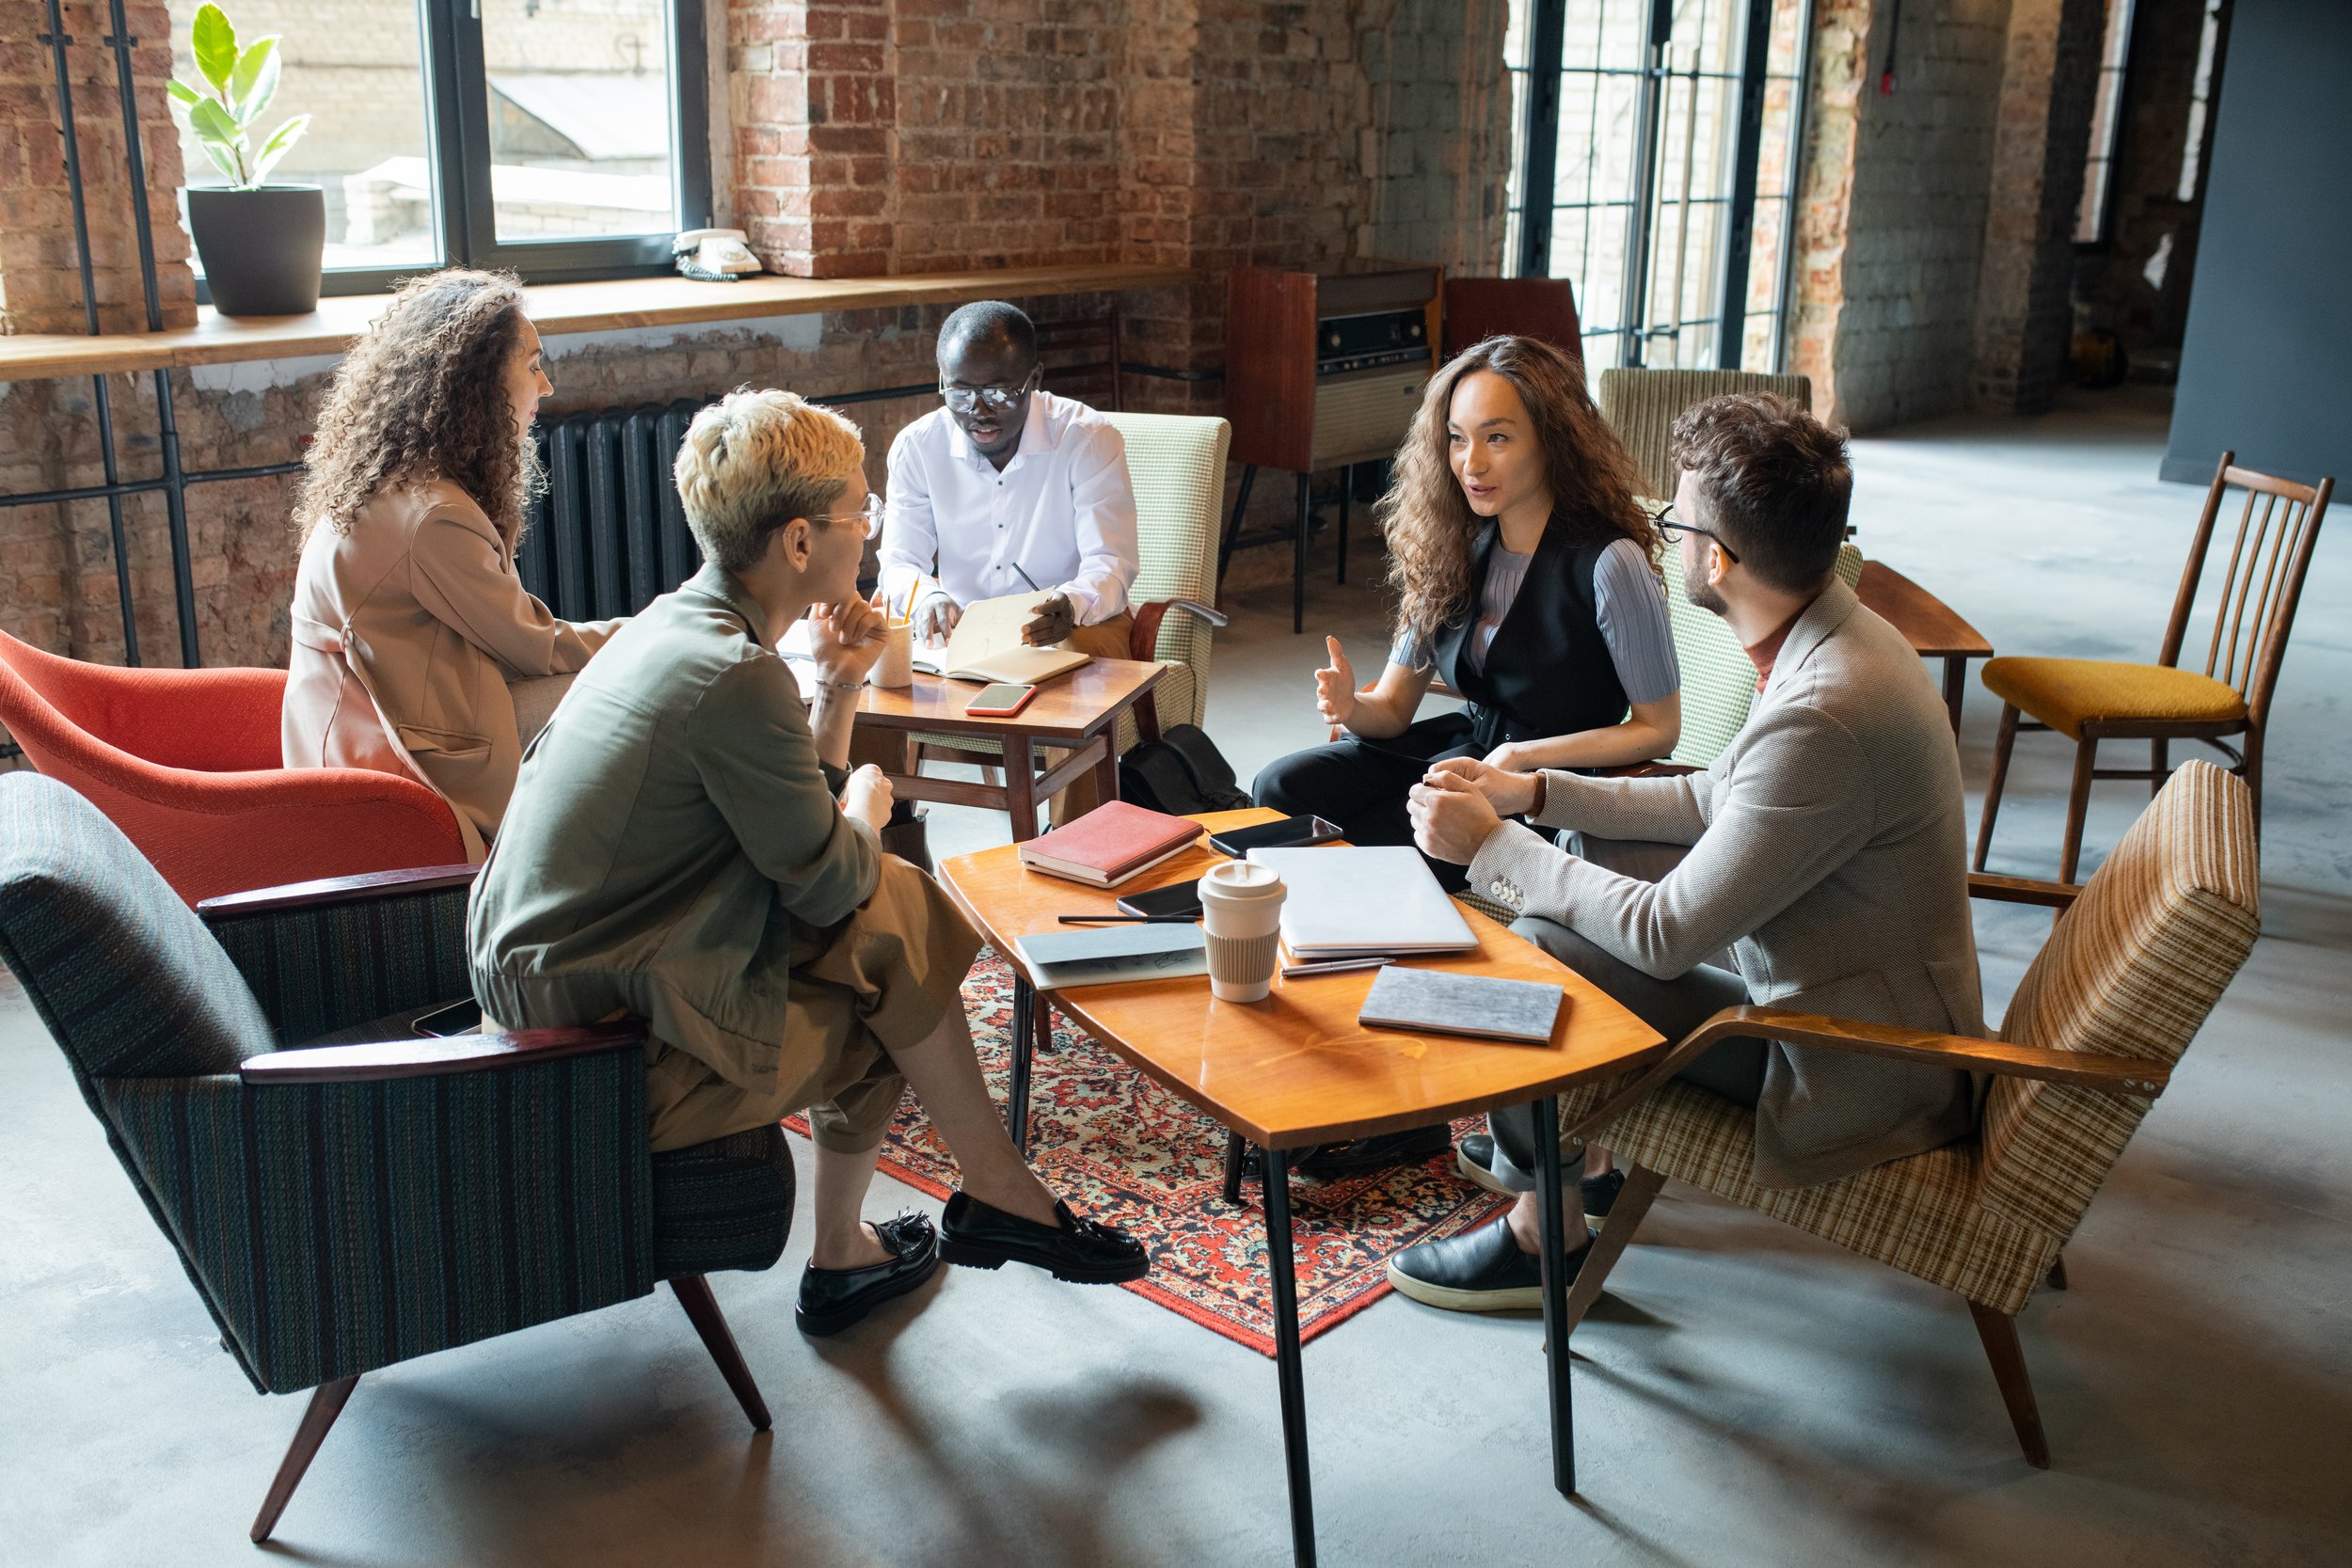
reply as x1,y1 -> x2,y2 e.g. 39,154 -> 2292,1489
868,617 -> 914,688
1200,860 -> 1286,1003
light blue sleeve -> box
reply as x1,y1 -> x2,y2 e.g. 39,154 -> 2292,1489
1591,536 -> 1680,705
1389,625 -> 1426,672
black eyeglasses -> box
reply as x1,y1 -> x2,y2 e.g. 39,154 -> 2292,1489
937,368 -> 1039,414
1655,503 -> 1740,563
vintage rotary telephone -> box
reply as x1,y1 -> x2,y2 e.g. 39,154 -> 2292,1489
673,227 -> 762,282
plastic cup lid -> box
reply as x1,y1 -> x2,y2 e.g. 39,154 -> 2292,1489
1203,860 -> 1283,896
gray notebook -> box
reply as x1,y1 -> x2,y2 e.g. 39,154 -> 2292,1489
1357,965 -> 1565,1044
1013,924 -> 1208,989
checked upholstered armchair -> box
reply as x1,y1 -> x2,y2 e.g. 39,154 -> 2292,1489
1552,760 -> 2259,1467
0,771 -> 796,1545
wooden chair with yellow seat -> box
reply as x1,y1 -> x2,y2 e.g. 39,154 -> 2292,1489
1974,452 -> 2331,882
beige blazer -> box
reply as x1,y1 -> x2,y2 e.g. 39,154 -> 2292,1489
1470,578 -> 1983,1187
282,478 -> 621,859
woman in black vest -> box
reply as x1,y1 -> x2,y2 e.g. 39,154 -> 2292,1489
1254,335 -> 1681,887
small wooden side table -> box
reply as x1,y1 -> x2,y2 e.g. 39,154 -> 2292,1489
1857,560 -> 1994,734
800,657 -> 1167,841
939,809 -> 1666,1567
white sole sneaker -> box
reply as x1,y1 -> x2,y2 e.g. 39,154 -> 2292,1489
1385,1258 -> 1545,1313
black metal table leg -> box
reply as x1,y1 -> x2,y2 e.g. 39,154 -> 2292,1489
1219,462 -> 1258,585
1008,973 -> 1036,1156
1221,1130 -> 1248,1204
1336,463 -> 1351,585
1530,1093 -> 1576,1497
1261,1144 -> 1317,1566
1292,472 -> 1311,633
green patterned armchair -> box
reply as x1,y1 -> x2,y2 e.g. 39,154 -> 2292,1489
0,772 -> 794,1545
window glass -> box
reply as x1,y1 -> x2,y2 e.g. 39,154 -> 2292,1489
167,0 -> 441,275
2074,0 -> 2137,245
482,0 -> 679,243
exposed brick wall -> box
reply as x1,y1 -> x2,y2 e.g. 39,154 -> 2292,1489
1360,0 -> 1513,273
0,3 -> 194,334
1970,0 -> 2104,413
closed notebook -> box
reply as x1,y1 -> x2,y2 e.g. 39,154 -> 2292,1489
1017,800 -> 1202,887
1013,924 -> 1208,989
1247,844 -> 1476,958
1357,965 -> 1565,1045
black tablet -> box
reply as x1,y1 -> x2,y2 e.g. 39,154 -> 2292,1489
1115,878 -> 1203,919
1205,815 -> 1343,857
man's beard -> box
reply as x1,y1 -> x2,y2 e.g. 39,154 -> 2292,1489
1684,576 -> 1727,617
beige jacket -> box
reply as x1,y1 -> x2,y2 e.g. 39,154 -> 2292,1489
282,478 -> 621,859
1470,579 -> 1983,1187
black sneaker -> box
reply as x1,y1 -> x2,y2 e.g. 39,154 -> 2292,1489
1456,1133 -> 1627,1229
1385,1217 -> 1596,1314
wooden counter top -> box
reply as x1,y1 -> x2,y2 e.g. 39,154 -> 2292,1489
0,261 -> 1193,383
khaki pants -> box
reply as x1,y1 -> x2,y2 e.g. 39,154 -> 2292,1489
643,855 -> 983,1153
850,610 -> 1135,828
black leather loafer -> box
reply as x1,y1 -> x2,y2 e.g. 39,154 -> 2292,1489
1294,1123 -> 1454,1178
795,1211 -> 941,1337
1385,1216 -> 1595,1313
1457,1133 -> 1628,1228
939,1192 -> 1150,1283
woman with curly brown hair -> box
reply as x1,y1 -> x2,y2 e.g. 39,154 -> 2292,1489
1254,334 -> 1683,888
281,269 -> 621,860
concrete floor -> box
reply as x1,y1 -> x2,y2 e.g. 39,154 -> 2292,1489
4,387 -> 2347,1565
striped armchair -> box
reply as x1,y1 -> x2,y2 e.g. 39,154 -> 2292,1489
913,411 -> 1233,778
1552,760 -> 2259,1466
0,772 -> 794,1544
1597,368 -> 1815,498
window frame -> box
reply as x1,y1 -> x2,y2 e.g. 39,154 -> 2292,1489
2074,0 -> 2139,252
193,0 -> 713,306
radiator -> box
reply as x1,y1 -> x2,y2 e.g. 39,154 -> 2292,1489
518,398 -> 709,620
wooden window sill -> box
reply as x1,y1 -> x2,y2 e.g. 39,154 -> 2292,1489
0,261 -> 1193,383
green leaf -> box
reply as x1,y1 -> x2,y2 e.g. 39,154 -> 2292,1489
167,77 -> 203,107
187,96 -> 248,182
250,115 -> 310,186
195,135 -> 242,184
228,37 -> 279,126
190,4 -> 238,93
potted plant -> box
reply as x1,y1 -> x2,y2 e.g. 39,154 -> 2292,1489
168,4 -> 319,316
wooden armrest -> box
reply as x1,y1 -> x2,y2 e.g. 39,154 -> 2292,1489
240,1021 -> 644,1085
1129,596 -> 1231,661
1967,872 -> 2083,910
199,863 -> 479,920
1564,1004 -> 2165,1148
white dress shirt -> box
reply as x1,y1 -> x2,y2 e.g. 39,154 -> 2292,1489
879,390 -> 1140,626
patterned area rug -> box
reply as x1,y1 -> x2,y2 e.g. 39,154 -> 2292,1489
788,949 -> 1511,1357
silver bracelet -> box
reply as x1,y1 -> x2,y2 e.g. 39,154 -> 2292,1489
814,676 -> 866,694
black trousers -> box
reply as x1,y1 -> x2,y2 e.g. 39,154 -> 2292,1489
1250,713 -> 1481,891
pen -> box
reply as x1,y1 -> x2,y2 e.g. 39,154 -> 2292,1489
1279,956 -> 1396,979
1057,913 -> 1199,925
1010,562 -> 1042,593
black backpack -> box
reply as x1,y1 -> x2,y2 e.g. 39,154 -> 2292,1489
1119,723 -> 1253,815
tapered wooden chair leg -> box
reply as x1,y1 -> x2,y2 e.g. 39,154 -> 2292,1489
1966,1300 -> 2051,1468
1974,704 -> 2021,870
250,1374 -> 359,1543
1565,1164 -> 1665,1332
672,1275 -> 771,1432
2060,736 -> 2099,884
2149,738 -> 2169,800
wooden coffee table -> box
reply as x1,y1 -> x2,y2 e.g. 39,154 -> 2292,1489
798,657 -> 1166,840
938,809 -> 1666,1567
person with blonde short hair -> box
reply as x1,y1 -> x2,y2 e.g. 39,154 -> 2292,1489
471,388 -> 1149,1339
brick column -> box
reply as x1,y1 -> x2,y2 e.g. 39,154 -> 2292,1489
1972,0 -> 2106,413
1786,0 -> 1870,424
728,0 -> 893,278
0,2 -> 195,334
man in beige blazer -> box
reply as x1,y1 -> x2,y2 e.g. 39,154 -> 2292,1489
283,476 -> 622,860
1389,393 -> 1981,1312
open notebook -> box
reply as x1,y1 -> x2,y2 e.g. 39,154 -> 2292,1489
910,591 -> 1091,685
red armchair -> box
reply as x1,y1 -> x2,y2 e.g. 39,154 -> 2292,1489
0,630 -> 467,905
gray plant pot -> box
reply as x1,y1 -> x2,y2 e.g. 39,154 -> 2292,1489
184,185 -> 326,316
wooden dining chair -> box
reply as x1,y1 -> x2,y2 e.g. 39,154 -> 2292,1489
1975,452 -> 2331,881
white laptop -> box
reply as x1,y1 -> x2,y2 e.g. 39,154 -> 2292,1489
1247,845 -> 1478,960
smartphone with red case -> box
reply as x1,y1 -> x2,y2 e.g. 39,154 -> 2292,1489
964,682 -> 1039,717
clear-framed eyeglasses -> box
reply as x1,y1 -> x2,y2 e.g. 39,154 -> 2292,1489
815,492 -> 886,539
937,368 -> 1039,414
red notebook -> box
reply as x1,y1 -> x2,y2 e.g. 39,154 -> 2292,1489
1016,801 -> 1203,888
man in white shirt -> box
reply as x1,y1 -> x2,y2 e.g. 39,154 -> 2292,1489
868,301 -> 1142,821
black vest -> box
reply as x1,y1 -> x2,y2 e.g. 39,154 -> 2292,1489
1430,515 -> 1631,754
